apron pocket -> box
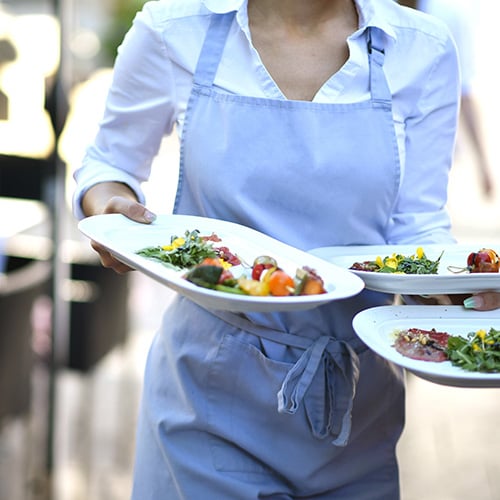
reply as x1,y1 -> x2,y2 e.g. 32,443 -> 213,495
205,330 -> 343,475
206,330 -> 294,473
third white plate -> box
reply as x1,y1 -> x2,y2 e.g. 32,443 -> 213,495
352,305 -> 500,387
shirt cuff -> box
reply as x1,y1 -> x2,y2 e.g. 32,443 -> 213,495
72,164 -> 146,220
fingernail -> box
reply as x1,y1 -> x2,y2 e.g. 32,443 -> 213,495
463,296 -> 484,309
144,210 -> 156,222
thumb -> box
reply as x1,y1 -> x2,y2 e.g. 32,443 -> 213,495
104,196 -> 157,224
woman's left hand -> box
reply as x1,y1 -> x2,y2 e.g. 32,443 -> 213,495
463,292 -> 500,311
409,293 -> 500,310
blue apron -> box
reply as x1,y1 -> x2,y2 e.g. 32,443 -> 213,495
132,12 -> 404,500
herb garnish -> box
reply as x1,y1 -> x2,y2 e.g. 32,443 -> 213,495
447,328 -> 500,372
367,247 -> 442,274
136,229 -> 217,270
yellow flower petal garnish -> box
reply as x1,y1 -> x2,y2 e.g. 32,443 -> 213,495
476,329 -> 487,341
162,237 -> 186,251
385,257 -> 398,269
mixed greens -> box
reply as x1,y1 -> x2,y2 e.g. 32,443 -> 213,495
136,229 -> 217,270
447,327 -> 500,373
351,247 -> 442,274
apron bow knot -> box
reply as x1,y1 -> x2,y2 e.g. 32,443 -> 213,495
277,335 -> 360,446
210,309 -> 364,447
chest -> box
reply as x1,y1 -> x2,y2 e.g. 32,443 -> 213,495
249,19 -> 355,101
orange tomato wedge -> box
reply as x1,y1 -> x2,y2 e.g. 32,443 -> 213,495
267,269 -> 295,296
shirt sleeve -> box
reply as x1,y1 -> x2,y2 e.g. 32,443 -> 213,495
386,31 -> 460,245
72,4 -> 177,219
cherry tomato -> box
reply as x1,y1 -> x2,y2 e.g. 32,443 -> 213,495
267,270 -> 295,296
251,256 -> 278,280
467,248 -> 500,273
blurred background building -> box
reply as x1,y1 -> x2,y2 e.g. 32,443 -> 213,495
0,1 -> 499,500
0,1 -> 146,499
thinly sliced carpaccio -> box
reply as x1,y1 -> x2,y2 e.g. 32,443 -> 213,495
393,328 -> 450,362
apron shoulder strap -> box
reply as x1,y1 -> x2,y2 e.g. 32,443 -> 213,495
367,27 -> 392,103
193,12 -> 236,87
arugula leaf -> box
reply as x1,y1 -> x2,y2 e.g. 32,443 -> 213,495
376,249 -> 443,275
136,229 -> 217,270
447,328 -> 500,372
395,251 -> 443,274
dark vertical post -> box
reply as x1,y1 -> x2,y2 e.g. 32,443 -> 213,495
45,0 -> 71,497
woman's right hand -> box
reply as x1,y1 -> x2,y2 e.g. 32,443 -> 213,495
81,183 -> 157,274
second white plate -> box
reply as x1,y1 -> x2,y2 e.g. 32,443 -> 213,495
310,244 -> 500,295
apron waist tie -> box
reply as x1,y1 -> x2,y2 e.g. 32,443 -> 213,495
209,309 -> 362,447
278,335 -> 360,446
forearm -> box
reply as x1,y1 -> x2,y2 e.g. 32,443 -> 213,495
81,182 -> 139,217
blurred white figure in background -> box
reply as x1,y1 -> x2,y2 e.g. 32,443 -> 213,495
418,0 -> 494,197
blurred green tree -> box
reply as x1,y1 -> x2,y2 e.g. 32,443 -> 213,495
100,0 -> 147,66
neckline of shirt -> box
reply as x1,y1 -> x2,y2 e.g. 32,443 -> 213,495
201,0 -> 397,42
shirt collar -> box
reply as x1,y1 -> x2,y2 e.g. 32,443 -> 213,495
202,0 -> 397,41
202,0 -> 243,13
353,0 -> 397,41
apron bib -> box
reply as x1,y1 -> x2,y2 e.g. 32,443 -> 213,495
174,14 -> 400,250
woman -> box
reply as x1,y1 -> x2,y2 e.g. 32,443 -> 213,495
74,0 -> 500,498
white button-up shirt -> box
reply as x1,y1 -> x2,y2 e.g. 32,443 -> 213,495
418,0 -> 476,93
74,0 -> 460,242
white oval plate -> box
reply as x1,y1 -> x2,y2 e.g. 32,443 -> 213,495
78,214 -> 365,313
352,305 -> 500,387
310,244 -> 500,295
